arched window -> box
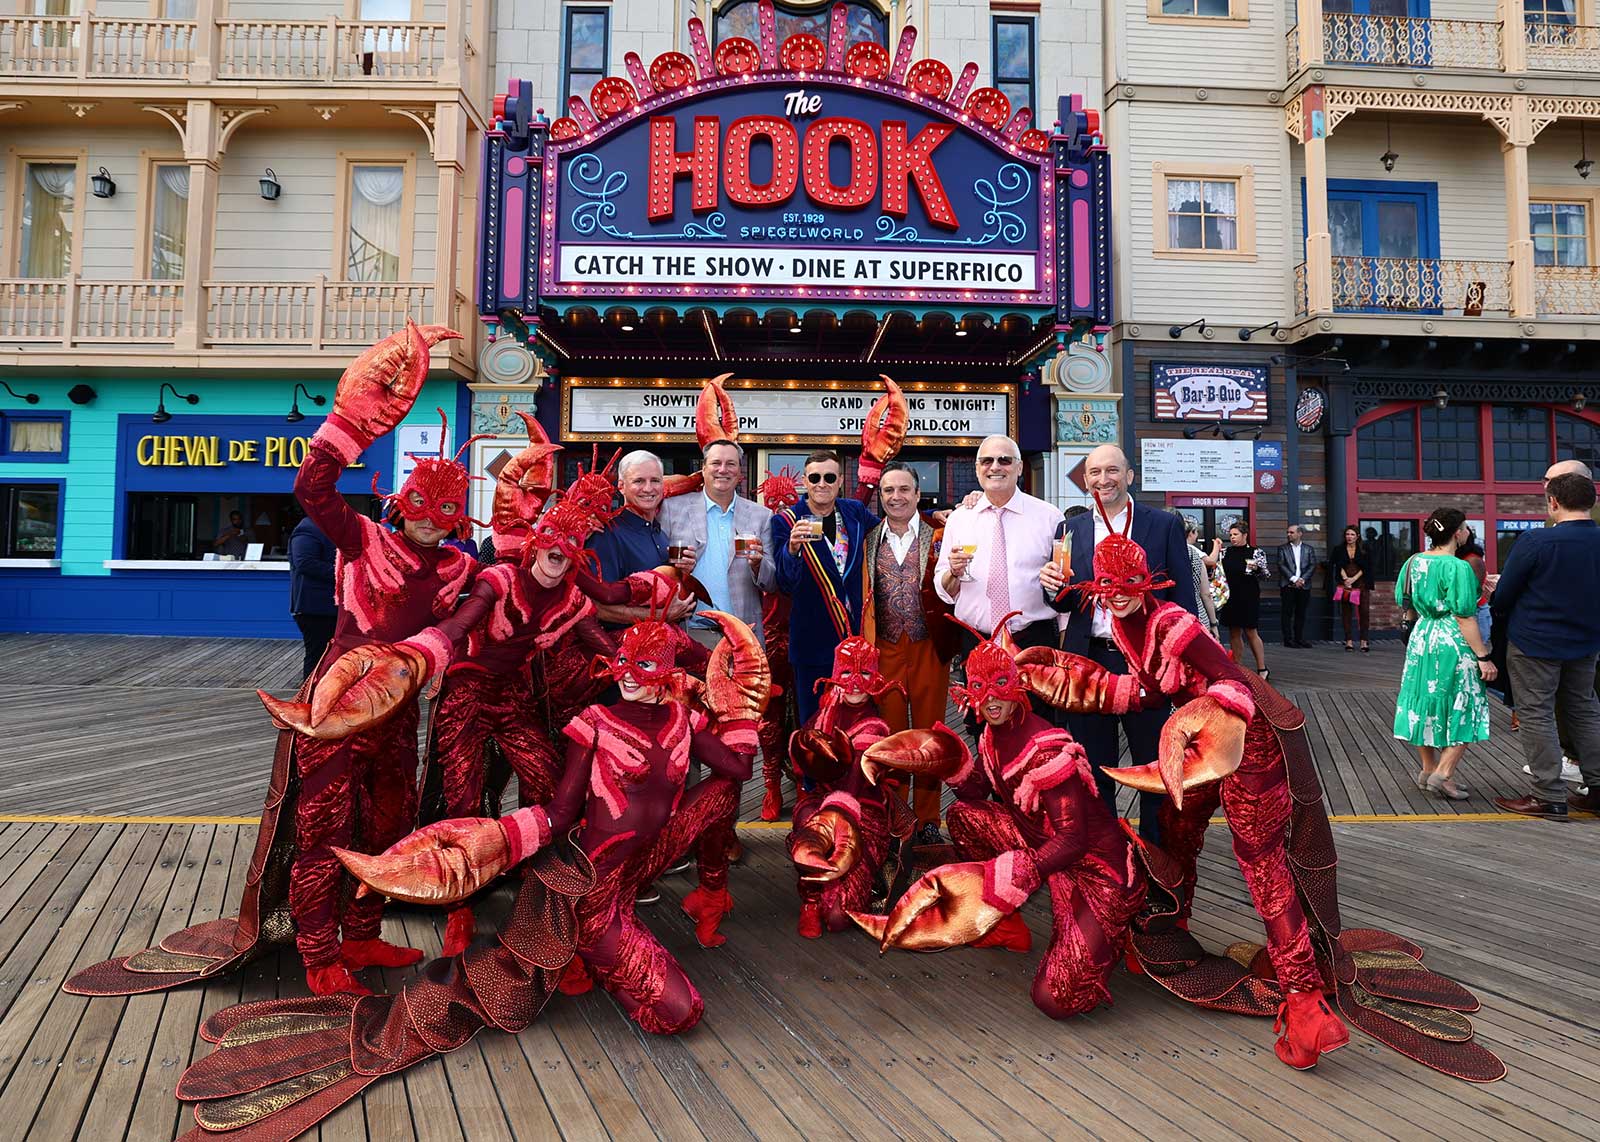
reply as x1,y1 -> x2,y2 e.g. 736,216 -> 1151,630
714,0 -> 888,47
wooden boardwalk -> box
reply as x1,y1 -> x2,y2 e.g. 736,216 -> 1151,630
0,634 -> 1596,1140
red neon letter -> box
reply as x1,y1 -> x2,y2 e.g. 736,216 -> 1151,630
648,115 -> 720,220
723,115 -> 799,207
881,121 -> 958,230
801,117 -> 878,210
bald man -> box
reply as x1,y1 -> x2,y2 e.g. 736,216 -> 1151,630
1039,443 -> 1197,841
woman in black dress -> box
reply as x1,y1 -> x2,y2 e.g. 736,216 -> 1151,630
1329,524 -> 1372,652
1217,521 -> 1268,678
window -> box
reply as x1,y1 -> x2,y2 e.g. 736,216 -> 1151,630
1151,0 -> 1246,19
992,16 -> 1035,115
1492,406 -> 1553,481
1531,201 -> 1590,267
1358,519 -> 1417,582
1420,404 -> 1480,480
1525,0 -> 1577,24
2,483 -> 59,558
1557,411 -> 1600,469
339,159 -> 412,282
715,0 -> 887,46
0,411 -> 66,460
146,162 -> 189,280
1357,408 -> 1416,479
1153,163 -> 1256,259
562,7 -> 609,109
16,159 -> 79,278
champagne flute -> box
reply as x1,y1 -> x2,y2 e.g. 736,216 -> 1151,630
956,543 -> 979,583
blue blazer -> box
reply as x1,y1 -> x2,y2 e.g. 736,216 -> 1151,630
289,516 -> 337,617
773,498 -> 878,665
1048,501 -> 1198,654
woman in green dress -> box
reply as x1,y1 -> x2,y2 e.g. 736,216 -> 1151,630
1392,508 -> 1498,800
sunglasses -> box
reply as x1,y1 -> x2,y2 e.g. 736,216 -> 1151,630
806,472 -> 840,484
978,455 -> 1017,467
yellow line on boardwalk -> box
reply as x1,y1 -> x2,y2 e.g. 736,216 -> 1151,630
0,811 -> 1572,827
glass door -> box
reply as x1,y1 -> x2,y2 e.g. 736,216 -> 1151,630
1326,182 -> 1435,310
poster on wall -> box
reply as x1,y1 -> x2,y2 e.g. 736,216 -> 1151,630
1140,438 -> 1255,492
396,423 -> 452,486
1151,363 -> 1270,423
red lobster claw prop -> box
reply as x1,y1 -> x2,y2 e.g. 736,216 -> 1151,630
857,375 -> 909,484
258,641 -> 429,740
788,724 -> 856,784
850,861 -> 1009,951
488,411 -> 562,558
790,808 -> 862,883
334,816 -> 513,906
626,566 -> 713,609
662,373 -> 740,498
1107,694 -> 1246,809
330,320 -> 461,445
1013,645 -> 1143,716
859,723 -> 972,789
699,609 -> 772,724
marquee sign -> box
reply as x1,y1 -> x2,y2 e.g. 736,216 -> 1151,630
561,378 -> 1014,446
479,0 -> 1111,321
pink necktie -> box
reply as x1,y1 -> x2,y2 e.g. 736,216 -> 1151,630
986,507 -> 1011,633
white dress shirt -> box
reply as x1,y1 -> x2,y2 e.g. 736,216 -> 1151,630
1289,542 -> 1305,582
1090,503 -> 1131,638
934,488 -> 1060,635
882,513 -> 921,566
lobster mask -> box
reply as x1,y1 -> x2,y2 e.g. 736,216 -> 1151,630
1074,491 -> 1174,613
595,619 -> 683,697
758,465 -> 802,512
385,409 -> 488,536
524,497 -> 595,569
566,446 -> 623,530
815,635 -> 902,703
950,632 -> 1031,714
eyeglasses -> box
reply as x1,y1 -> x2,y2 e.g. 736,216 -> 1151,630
977,455 -> 1017,467
807,471 -> 839,485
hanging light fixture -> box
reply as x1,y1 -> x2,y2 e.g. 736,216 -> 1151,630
1,382 -> 39,404
1575,390 -> 1589,412
1433,385 -> 1449,410
285,382 -> 325,423
1577,124 -> 1594,180
259,168 -> 282,201
1380,116 -> 1398,173
152,382 -> 199,424
89,166 -> 116,198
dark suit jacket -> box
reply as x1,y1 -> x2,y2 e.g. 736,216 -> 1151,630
1276,542 -> 1319,590
773,497 -> 878,665
1046,501 -> 1197,654
289,516 -> 336,617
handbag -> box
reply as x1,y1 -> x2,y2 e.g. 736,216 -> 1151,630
1209,563 -> 1230,608
1398,560 -> 1417,643
1333,585 -> 1361,606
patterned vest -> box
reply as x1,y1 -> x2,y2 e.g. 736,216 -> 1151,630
874,531 -> 928,644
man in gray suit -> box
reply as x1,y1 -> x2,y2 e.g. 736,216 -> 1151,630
1276,524 -> 1318,648
659,438 -> 776,647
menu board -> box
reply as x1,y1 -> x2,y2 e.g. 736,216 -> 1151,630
1140,438 -> 1255,493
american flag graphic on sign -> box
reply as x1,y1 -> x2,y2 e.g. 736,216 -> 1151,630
1152,363 -> 1270,423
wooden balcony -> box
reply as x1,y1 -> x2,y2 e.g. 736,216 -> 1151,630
1329,256 -> 1512,315
0,11 -> 479,90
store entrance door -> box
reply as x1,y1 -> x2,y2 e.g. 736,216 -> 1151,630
1168,494 -> 1253,551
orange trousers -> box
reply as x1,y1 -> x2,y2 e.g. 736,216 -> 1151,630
874,633 -> 950,828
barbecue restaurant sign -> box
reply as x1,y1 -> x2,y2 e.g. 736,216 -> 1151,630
514,15 -> 1058,308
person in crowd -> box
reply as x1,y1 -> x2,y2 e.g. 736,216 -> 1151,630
1218,522 -> 1269,679
1039,443 -> 1194,841
1393,509 -> 1497,801
1456,528 -> 1489,648
1276,524 -> 1318,648
1181,516 -> 1220,640
213,510 -> 248,559
443,534 -> 480,560
659,439 -> 775,649
288,513 -> 337,680
1492,470 -> 1600,821
1329,524 -> 1371,652
860,461 -> 954,844
589,449 -> 696,629
774,450 -> 879,724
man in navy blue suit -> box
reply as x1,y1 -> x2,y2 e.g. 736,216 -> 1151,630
1040,444 -> 1197,841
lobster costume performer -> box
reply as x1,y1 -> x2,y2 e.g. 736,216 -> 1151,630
66,322 -> 488,1000
785,636 -> 909,938
1024,495 -> 1505,1079
166,612 -> 770,1142
851,616 -> 1146,1019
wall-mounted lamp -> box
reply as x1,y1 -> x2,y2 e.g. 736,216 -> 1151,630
259,168 -> 282,201
1575,390 -> 1589,413
1182,422 -> 1222,439
286,382 -> 326,423
1222,424 -> 1265,441
1380,115 -> 1398,173
1,381 -> 39,404
1238,321 -> 1279,342
1168,317 -> 1207,339
90,166 -> 116,198
1433,385 -> 1449,410
153,382 -> 199,424
1579,124 -> 1594,180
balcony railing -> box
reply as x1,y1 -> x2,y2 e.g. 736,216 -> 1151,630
1294,262 -> 1308,317
0,277 -> 434,351
1534,266 -> 1600,314
0,13 -> 456,83
1526,22 -> 1600,71
1319,13 -> 1503,71
1330,257 -> 1512,314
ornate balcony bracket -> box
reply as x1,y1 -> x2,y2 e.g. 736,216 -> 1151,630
218,105 -> 274,152
0,100 -> 28,116
142,103 -> 188,143
386,105 -> 437,151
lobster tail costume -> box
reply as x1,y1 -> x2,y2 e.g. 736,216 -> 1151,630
67,321 -> 475,999
1033,491 -> 1504,1080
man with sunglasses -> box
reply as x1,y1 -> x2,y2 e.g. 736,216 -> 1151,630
774,450 -> 880,724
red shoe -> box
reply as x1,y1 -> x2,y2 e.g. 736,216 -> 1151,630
971,912 -> 1032,953
442,907 -> 475,958
306,963 -> 372,996
797,899 -> 823,940
342,937 -> 424,970
557,958 -> 594,995
682,886 -> 735,948
760,778 -> 784,822
1273,990 -> 1350,1070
